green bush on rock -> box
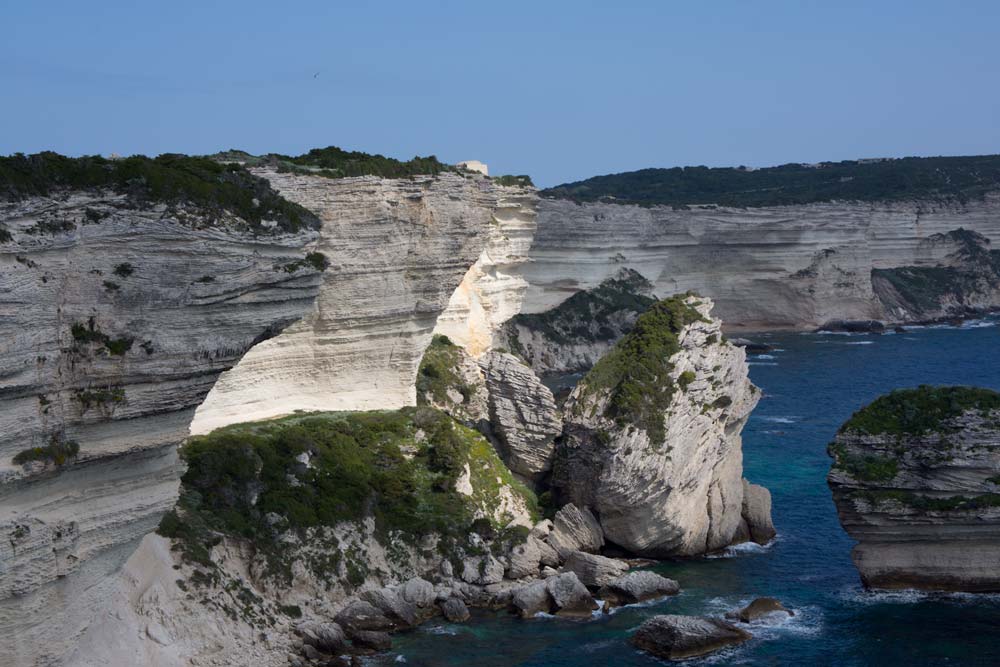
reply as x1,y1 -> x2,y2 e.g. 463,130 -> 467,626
579,295 -> 706,444
840,385 -> 1000,437
162,407 -> 537,580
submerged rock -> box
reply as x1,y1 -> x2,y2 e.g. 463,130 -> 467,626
726,597 -> 793,623
630,614 -> 751,660
828,385 -> 1000,592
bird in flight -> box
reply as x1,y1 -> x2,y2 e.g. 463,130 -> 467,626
313,72 -> 320,78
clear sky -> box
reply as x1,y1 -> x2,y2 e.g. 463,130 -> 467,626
2,1 -> 998,187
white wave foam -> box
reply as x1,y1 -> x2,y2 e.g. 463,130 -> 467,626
839,585 -> 1000,606
758,416 -> 798,424
755,354 -> 776,360
422,624 -> 460,635
395,655 -> 408,663
843,341 -> 874,345
706,538 -> 777,559
748,362 -> 779,366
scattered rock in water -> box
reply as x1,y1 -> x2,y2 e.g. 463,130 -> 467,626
726,597 -> 794,623
563,550 -> 629,588
334,600 -> 393,632
511,580 -> 552,618
730,338 -> 774,354
546,572 -> 598,617
631,614 -> 752,660
361,587 -> 419,628
599,570 -> 679,607
741,480 -> 777,545
817,319 -> 885,334
439,597 -> 470,623
296,620 -> 347,654
547,504 -> 604,557
349,629 -> 392,652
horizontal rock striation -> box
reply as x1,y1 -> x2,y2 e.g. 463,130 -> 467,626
433,185 -> 538,357
828,386 -> 1000,591
0,192 -> 322,666
554,295 -> 771,556
193,171 -> 504,434
521,196 -> 1000,330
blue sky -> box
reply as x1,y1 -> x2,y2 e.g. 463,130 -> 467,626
2,1 -> 998,187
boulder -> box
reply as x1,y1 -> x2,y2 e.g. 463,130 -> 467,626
334,600 -> 393,632
349,629 -> 392,652
296,620 -> 347,654
545,572 -> 598,617
631,615 -> 752,660
460,555 -> 506,585
439,597 -> 471,623
563,551 -> 629,589
726,597 -> 794,623
479,351 -> 563,479
741,479 -> 776,545
599,570 -> 680,606
547,504 -> 604,557
360,587 -> 419,627
401,577 -> 436,608
535,538 -> 561,567
510,580 -> 552,618
506,538 -> 543,579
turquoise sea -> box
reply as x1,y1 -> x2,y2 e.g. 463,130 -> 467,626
378,318 -> 1000,667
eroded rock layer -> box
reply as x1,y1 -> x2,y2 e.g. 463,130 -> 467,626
193,172 -> 530,434
828,386 -> 1000,591
523,196 -> 1000,329
0,193 -> 322,666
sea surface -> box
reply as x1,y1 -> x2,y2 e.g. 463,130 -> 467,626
377,318 -> 1000,667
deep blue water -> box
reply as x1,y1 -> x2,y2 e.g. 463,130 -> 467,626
379,319 -> 1000,666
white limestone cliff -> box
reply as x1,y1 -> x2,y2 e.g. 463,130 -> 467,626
523,196 -> 1000,330
432,186 -> 538,357
193,171 -> 513,434
0,193 -> 322,666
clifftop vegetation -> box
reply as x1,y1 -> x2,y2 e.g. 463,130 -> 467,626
0,152 -> 319,233
543,155 -> 1000,208
159,407 -> 537,577
839,385 -> 1000,437
215,146 -> 456,180
578,295 -> 706,444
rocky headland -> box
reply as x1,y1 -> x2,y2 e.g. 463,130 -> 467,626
828,385 -> 1000,591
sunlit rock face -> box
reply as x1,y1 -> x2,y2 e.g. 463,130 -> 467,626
522,196 -> 1000,330
0,193 -> 322,666
193,171 -> 518,434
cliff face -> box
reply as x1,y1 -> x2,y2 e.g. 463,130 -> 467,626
553,296 -> 771,556
0,192 -> 322,666
828,386 -> 1000,591
432,186 -> 538,357
193,171 -> 516,434
522,196 -> 1000,330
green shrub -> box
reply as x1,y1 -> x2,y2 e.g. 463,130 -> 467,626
494,175 -> 534,187
13,437 -> 80,466
168,407 -> 536,581
678,370 -> 696,390
113,262 -> 135,278
579,295 -> 705,444
274,146 -> 455,179
0,152 -> 320,233
416,335 -> 472,407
